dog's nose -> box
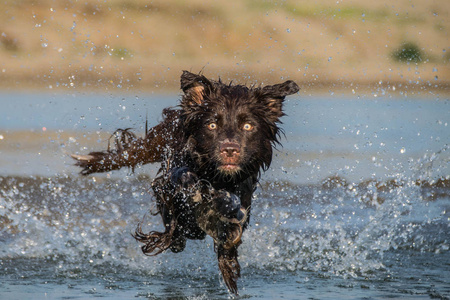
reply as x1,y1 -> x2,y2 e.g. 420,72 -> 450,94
220,140 -> 240,157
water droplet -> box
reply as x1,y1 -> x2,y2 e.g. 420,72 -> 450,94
432,67 -> 438,72
400,147 -> 406,154
286,28 -> 291,33
328,57 -> 332,62
41,43 -> 48,48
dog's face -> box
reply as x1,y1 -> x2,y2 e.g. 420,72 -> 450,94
180,71 -> 299,180
195,96 -> 266,177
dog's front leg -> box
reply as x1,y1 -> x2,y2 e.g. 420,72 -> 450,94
164,166 -> 208,243
194,188 -> 247,250
193,189 -> 246,295
169,166 -> 199,193
210,190 -> 246,221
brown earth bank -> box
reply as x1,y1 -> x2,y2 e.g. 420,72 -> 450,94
0,0 -> 449,94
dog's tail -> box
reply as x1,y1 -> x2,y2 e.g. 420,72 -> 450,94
71,128 -> 148,175
72,109 -> 181,175
216,243 -> 240,295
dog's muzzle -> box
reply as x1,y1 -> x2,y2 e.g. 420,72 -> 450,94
219,139 -> 241,169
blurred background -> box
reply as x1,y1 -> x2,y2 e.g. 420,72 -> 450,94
0,0 -> 448,93
1,2 -> 450,299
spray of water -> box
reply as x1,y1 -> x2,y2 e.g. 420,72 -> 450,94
0,147 -> 448,296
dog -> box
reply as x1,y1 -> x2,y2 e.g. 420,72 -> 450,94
72,71 -> 299,294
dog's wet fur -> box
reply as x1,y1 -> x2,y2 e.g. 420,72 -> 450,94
72,71 -> 299,294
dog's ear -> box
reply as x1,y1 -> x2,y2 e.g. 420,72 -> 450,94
180,71 -> 213,106
260,80 -> 299,118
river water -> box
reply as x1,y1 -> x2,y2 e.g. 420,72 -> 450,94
0,91 -> 449,299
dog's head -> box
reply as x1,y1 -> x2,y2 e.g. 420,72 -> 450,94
180,71 -> 299,180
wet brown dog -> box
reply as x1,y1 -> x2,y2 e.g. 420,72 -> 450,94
72,71 -> 299,294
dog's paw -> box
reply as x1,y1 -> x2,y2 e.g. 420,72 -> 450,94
212,191 -> 244,220
170,167 -> 198,190
169,236 -> 186,253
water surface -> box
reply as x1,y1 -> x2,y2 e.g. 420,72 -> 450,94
0,92 -> 449,299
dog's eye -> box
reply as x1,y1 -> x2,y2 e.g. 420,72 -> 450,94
243,123 -> 253,131
207,122 -> 217,130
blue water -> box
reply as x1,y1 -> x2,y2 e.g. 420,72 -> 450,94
0,91 -> 449,299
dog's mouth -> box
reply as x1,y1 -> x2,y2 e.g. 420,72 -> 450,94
217,140 -> 242,174
218,164 -> 241,174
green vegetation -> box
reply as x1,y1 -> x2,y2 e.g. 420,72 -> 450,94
392,42 -> 424,64
247,0 -> 390,21
111,47 -> 133,59
285,5 -> 389,21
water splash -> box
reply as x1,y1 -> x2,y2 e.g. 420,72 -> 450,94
0,147 -> 448,298
240,145 -> 449,279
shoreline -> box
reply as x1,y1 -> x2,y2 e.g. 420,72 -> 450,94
0,78 -> 448,96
